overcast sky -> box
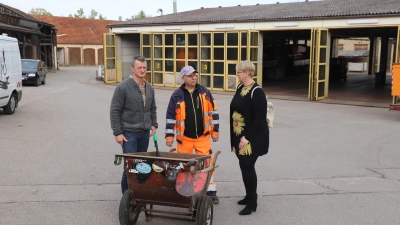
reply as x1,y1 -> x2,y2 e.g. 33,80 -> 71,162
2,0 -> 317,21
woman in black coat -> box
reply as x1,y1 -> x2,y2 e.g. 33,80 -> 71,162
230,60 -> 269,215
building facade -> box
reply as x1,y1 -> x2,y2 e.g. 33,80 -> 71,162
0,3 -> 56,69
105,0 -> 400,104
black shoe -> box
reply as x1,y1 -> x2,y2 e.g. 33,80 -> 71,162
237,198 -> 247,205
211,195 -> 219,204
239,203 -> 257,215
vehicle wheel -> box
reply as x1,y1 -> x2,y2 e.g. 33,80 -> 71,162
3,93 -> 17,115
119,190 -> 140,225
41,75 -> 46,85
196,196 -> 213,225
35,76 -> 40,87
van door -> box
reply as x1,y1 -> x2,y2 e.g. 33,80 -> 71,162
0,48 -> 8,106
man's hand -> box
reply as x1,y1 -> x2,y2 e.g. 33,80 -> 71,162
166,139 -> 174,147
211,135 -> 219,142
115,134 -> 128,147
149,126 -> 156,137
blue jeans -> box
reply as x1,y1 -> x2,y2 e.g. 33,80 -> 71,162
121,130 -> 150,194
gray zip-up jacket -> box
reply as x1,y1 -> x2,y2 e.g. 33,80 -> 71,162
110,77 -> 158,136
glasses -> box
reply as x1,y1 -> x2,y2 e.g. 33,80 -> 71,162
236,71 -> 246,74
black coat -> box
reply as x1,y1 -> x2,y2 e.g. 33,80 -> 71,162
230,83 -> 269,156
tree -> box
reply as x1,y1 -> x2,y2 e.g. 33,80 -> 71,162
118,16 -> 122,21
88,9 -> 98,19
74,8 -> 86,18
126,10 -> 150,21
98,14 -> 106,20
28,8 -> 53,16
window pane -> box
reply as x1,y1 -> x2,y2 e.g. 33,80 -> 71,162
213,62 -> 224,74
201,48 -> 211,60
143,47 -> 151,58
188,48 -> 197,59
250,32 -> 258,46
145,72 -> 152,83
188,34 -> 198,46
154,73 -> 163,84
176,48 -> 185,59
228,75 -> 237,89
241,32 -> 247,46
227,48 -> 238,60
227,33 -> 238,46
200,75 -> 211,87
165,73 -> 174,85
154,47 -> 162,58
165,60 -> 174,72
214,48 -> 224,60
250,48 -> 258,61
165,47 -> 173,59
241,48 -> 247,60
154,34 -> 162,45
106,59 -> 115,69
154,60 -> 163,71
176,61 -> 185,72
200,61 -> 211,73
319,65 -> 326,80
106,35 -> 114,45
320,31 -> 327,46
228,64 -> 236,75
201,33 -> 211,46
319,48 -> 326,63
213,76 -> 224,89
143,34 -> 150,45
214,33 -> 224,46
165,34 -> 173,45
176,34 -> 185,45
106,47 -> 115,57
188,61 -> 198,71
146,60 -> 152,71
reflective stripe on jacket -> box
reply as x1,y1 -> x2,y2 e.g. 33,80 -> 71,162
165,84 -> 219,141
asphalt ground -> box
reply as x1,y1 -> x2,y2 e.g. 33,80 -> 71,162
1,66 -> 399,225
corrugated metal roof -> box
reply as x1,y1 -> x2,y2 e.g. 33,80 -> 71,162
31,15 -> 119,45
0,3 -> 54,27
108,0 -> 400,27
0,22 -> 42,34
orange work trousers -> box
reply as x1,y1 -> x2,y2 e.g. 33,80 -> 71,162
177,135 -> 216,192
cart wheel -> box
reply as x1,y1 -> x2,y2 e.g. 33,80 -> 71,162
119,190 -> 140,225
195,196 -> 213,225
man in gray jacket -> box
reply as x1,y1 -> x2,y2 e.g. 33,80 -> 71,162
110,55 -> 158,194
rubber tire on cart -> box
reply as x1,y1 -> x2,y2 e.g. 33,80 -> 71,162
195,196 -> 213,225
119,190 -> 140,225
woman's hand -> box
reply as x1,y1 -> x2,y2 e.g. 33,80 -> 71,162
239,136 -> 249,148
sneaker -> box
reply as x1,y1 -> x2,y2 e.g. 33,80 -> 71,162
211,195 -> 219,204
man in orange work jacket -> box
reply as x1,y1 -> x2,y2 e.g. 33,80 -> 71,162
165,65 -> 220,204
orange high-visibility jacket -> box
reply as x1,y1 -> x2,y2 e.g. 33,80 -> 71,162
165,84 -> 219,142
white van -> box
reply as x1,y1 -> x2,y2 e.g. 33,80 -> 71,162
0,35 -> 22,115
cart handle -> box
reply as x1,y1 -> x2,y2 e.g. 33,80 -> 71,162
200,164 -> 219,173
114,156 -> 122,165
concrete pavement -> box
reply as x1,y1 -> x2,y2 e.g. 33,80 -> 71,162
1,66 -> 399,225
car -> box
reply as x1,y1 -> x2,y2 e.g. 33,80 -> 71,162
21,59 -> 46,86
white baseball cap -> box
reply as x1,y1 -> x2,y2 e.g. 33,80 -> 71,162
180,66 -> 198,77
